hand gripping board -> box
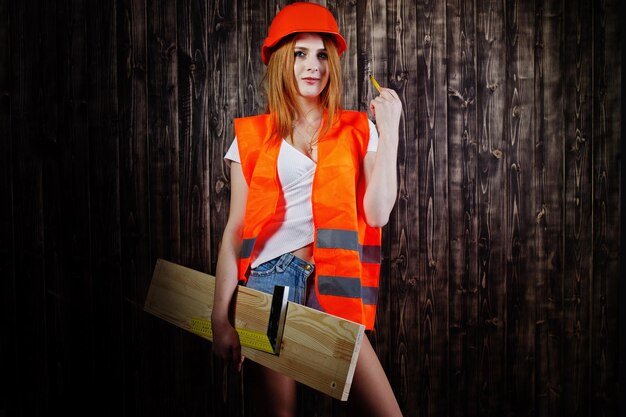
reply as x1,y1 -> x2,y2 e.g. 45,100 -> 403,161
144,258 -> 365,401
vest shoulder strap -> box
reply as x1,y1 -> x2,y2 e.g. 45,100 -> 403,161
326,111 -> 370,155
234,114 -> 273,185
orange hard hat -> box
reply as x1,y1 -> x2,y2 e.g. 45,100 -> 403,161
261,2 -> 347,65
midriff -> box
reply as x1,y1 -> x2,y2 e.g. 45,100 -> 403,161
291,242 -> 315,265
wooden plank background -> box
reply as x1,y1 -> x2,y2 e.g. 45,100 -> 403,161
1,0 -> 621,416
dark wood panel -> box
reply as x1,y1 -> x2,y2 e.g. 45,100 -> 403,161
177,0 -> 210,272
86,2 -> 126,414
505,0 -> 536,415
48,1 -> 93,414
447,0 -> 479,415
534,1 -> 565,416
237,0 -> 271,118
329,0 -> 358,110
475,0 -> 507,415
563,0 -> 593,415
207,0 -> 238,274
590,0 -> 621,415
10,2 -> 49,415
416,0 -> 449,415
148,0 -> 181,263
355,0 -> 387,115
41,3 -> 74,410
116,0 -> 156,416
144,1 -> 187,415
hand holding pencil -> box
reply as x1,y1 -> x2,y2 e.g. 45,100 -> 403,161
368,74 -> 402,138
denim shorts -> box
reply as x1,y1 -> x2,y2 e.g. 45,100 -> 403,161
245,253 -> 315,304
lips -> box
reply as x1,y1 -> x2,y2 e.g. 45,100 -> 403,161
302,77 -> 320,83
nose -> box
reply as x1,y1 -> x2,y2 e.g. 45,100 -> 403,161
306,55 -> 320,72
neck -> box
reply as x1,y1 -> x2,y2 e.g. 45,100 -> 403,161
295,97 -> 323,125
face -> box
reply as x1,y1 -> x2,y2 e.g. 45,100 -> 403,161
293,33 -> 330,101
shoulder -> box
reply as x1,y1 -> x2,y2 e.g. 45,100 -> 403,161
234,114 -> 275,148
336,110 -> 370,140
234,114 -> 272,133
338,110 -> 368,124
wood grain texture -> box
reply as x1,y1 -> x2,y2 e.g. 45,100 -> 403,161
447,0 -> 478,415
177,0 -> 210,271
590,0 -> 621,415
505,1 -> 537,416
356,0 -> 386,114
563,1 -> 593,416
237,0 -> 269,118
148,0 -> 181,263
329,0 -> 358,110
118,0 -> 150,291
116,2 -> 154,414
208,0 -> 236,275
534,1 -> 565,416
416,0 -> 449,415
176,3 -> 216,415
145,2 -> 187,415
475,0 -> 507,415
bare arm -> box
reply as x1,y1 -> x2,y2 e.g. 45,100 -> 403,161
363,87 -> 402,227
211,161 -> 248,371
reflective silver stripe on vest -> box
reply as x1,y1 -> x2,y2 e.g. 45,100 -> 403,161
318,275 -> 362,299
359,244 -> 381,264
362,286 -> 379,305
316,229 -> 359,251
240,237 -> 257,259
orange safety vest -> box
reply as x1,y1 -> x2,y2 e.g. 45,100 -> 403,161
234,111 -> 381,330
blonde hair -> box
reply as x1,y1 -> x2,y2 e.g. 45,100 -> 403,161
263,33 -> 343,140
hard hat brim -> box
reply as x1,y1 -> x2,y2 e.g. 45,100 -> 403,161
262,30 -> 347,65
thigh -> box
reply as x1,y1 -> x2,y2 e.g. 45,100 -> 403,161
244,361 -> 297,417
347,336 -> 403,417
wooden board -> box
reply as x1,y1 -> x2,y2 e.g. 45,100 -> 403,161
144,258 -> 365,401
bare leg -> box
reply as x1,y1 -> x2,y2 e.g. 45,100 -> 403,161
244,361 -> 298,417
347,336 -> 403,417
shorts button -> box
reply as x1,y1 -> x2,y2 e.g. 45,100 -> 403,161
305,265 -> 312,271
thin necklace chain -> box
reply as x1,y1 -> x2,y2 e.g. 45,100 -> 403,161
293,117 -> 321,154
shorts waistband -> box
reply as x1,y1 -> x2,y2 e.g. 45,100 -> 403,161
273,252 -> 314,271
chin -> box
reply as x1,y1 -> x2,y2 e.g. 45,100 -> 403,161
298,87 -> 322,98
301,93 -> 321,100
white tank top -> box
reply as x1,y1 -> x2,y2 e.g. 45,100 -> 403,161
225,119 -> 378,267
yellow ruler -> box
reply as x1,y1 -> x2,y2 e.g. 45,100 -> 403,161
189,317 -> 275,354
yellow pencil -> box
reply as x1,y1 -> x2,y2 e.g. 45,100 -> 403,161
369,74 -> 382,93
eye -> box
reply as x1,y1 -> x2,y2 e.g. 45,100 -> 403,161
317,52 -> 328,60
294,50 -> 306,58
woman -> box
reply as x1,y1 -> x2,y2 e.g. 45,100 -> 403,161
211,3 -> 402,416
